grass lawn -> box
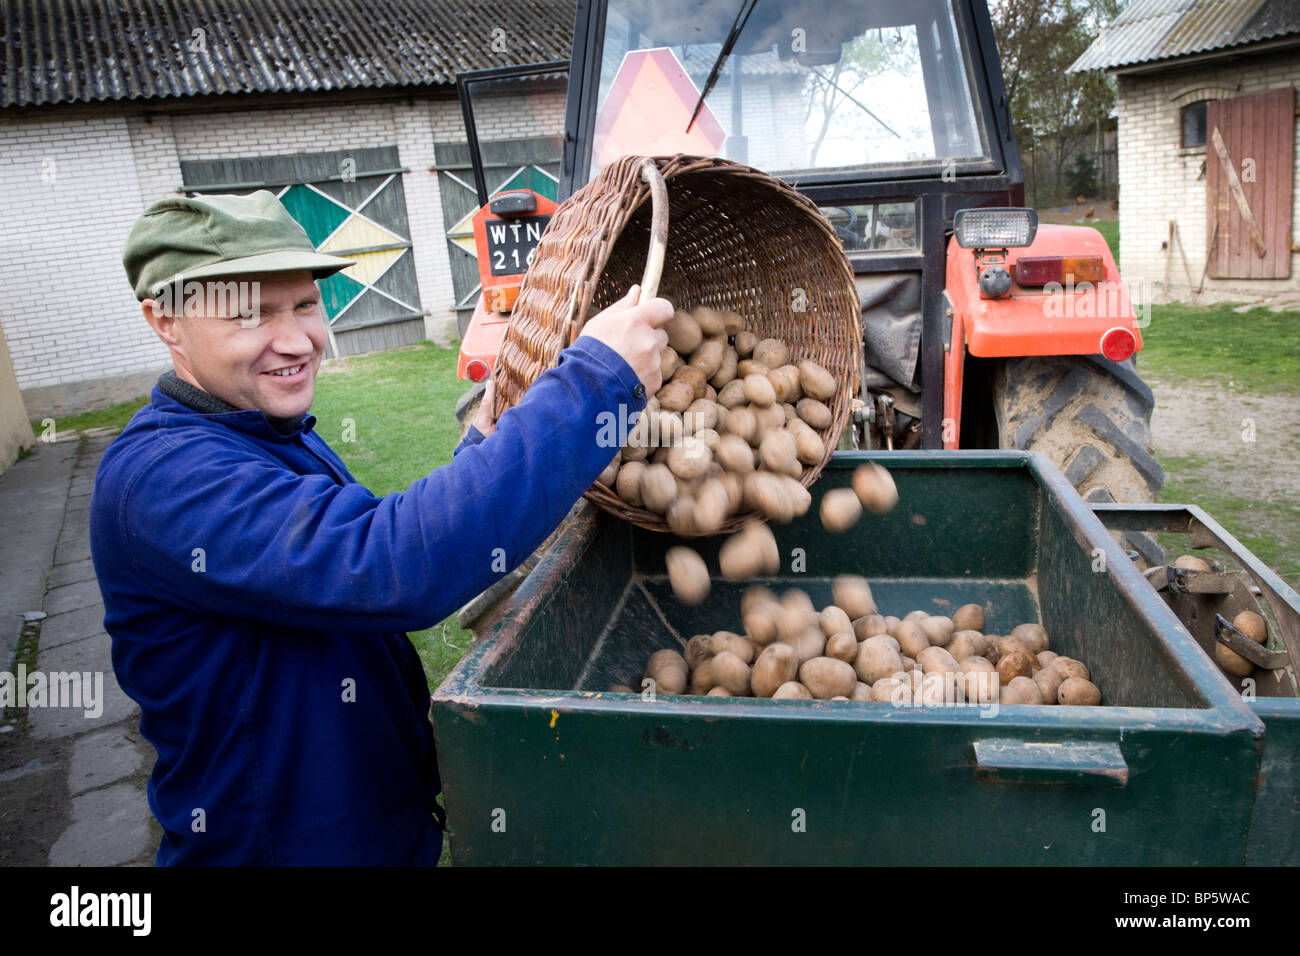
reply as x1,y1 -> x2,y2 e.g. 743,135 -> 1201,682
1139,302 -> 1300,397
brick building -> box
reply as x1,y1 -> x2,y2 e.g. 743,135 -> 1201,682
0,0 -> 574,417
1071,0 -> 1300,300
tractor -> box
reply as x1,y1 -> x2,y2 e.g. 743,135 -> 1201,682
452,0 -> 1161,566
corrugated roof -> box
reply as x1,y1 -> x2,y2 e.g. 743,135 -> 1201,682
0,0 -> 576,109
1070,0 -> 1300,72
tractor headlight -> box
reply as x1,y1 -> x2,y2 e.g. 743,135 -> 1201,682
954,208 -> 1038,249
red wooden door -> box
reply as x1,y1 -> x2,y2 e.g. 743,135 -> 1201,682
1206,87 -> 1294,279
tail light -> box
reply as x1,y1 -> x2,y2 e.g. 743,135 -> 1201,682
1100,327 -> 1136,362
1014,255 -> 1106,286
466,359 -> 489,382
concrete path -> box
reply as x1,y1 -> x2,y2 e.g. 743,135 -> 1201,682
0,429 -> 158,866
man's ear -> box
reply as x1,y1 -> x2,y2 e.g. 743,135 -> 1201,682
141,299 -> 184,350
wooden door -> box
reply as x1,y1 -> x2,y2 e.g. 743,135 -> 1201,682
1206,87 -> 1294,280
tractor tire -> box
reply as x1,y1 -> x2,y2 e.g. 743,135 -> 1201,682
992,355 -> 1165,566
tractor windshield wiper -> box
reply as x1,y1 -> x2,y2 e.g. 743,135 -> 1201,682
686,0 -> 759,133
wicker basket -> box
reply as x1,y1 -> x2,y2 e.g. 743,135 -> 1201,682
491,154 -> 862,535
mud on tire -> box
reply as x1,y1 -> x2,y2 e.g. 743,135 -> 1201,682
993,355 -> 1165,565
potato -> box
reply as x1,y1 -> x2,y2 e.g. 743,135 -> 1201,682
894,619 -> 931,659
693,427 -> 720,454
917,646 -> 959,674
855,635 -> 904,684
665,310 -> 703,354
711,650 -> 752,696
752,402 -> 787,436
800,657 -> 857,700
826,632 -> 858,663
776,589 -> 816,635
758,430 -> 798,473
752,338 -> 790,370
997,635 -> 1034,660
743,471 -> 794,523
736,359 -> 765,378
685,633 -> 714,669
767,365 -> 802,404
1010,622 -> 1049,654
773,681 -> 812,700
920,615 -> 955,647
717,472 -> 742,514
596,454 -> 620,487
689,657 -> 717,694
689,338 -> 726,379
609,684 -> 636,694
706,686 -> 733,697
717,379 -> 748,408
666,439 -> 712,482
851,463 -> 899,514
645,649 -> 688,695
693,478 -> 729,534
692,305 -> 727,337
782,403 -> 797,422
1217,609 -> 1267,677
852,614 -> 890,640
789,422 -> 825,465
710,348 -> 739,388
723,405 -> 757,443
903,610 -> 928,622
997,650 -> 1035,685
1233,610 -> 1267,643
751,643 -> 799,697
785,627 -> 827,664
734,330 -> 758,358
959,655 -> 995,674
820,487 -> 863,533
1049,657 -> 1090,682
665,546 -> 709,605
658,380 -> 695,413
957,667 -> 998,704
820,605 -> 853,638
719,521 -> 780,580
951,603 -> 985,633
670,364 -> 708,400
640,463 -> 677,514
797,359 -> 836,401
1036,650 -> 1059,670
743,373 -> 776,407
683,398 -> 720,434
742,592 -> 780,645
852,682 -> 873,702
872,676 -> 911,704
1173,554 -> 1213,572
947,631 -> 984,662
708,631 -> 755,665
833,575 -> 877,620
1033,667 -> 1064,705
919,671 -> 958,705
614,460 -> 646,507
1008,675 -> 1044,704
660,347 -> 683,382
795,398 -> 832,430
666,496 -> 697,536
1057,677 -> 1102,706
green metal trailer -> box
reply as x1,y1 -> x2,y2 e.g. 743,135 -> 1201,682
432,452 -> 1296,865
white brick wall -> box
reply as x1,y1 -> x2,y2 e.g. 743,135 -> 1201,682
0,111 -> 171,391
1115,51 -> 1300,297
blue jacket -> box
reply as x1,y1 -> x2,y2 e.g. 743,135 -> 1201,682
89,337 -> 645,865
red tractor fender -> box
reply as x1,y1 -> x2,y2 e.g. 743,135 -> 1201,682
942,223 -> 1144,449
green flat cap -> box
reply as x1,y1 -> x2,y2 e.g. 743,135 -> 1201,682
123,190 -> 356,300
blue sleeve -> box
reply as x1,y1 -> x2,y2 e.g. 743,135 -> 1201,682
116,337 -> 644,633
454,424 -> 485,457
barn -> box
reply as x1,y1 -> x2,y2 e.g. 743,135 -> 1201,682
0,0 -> 574,418
1071,0 -> 1300,301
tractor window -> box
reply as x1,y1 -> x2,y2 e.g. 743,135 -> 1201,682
589,0 -> 989,181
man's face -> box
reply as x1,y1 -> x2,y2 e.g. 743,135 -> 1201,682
146,270 -> 328,421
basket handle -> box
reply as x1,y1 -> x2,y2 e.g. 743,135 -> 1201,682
638,158 -> 669,303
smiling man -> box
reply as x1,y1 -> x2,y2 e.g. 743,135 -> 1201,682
92,191 -> 671,865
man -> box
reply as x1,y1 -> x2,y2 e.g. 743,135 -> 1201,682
91,190 -> 671,865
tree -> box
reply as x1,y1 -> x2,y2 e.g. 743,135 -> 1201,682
991,0 -> 1120,202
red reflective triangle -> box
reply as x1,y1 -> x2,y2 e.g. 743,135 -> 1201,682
593,48 -> 727,167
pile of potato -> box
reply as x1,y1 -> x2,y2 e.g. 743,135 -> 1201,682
618,582 -> 1105,707
1172,554 -> 1272,681
594,304 -> 850,536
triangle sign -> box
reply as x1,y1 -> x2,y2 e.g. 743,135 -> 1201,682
593,48 -> 727,168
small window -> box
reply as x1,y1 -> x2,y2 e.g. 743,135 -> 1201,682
1181,101 -> 1207,148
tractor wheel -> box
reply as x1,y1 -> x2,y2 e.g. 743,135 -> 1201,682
992,355 -> 1166,566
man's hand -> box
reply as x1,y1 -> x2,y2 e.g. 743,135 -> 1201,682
578,284 -> 673,395
472,378 -> 498,437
